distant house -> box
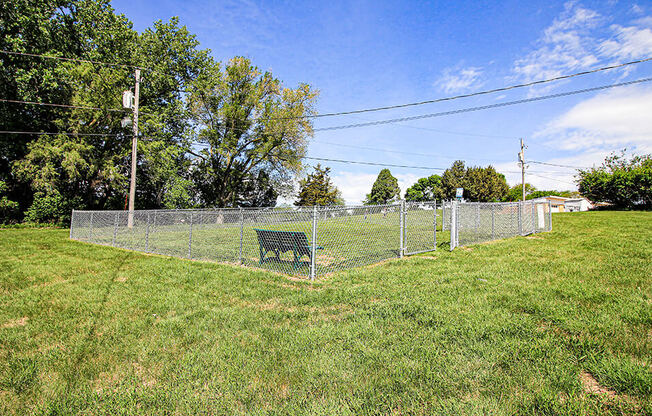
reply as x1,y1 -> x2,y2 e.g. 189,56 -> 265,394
564,198 -> 592,212
530,196 -> 593,212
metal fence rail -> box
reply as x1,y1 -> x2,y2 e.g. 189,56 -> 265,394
70,202 -> 440,278
447,200 -> 552,249
70,199 -> 552,277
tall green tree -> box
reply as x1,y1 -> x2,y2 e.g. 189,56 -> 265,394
295,164 -> 342,206
440,161 -> 508,201
365,169 -> 400,205
440,160 -> 467,199
188,57 -> 318,207
405,174 -> 443,201
465,166 -> 508,202
577,151 -> 651,208
1,0 -> 137,221
2,2 -> 217,221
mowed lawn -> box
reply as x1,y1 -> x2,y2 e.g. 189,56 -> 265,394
0,212 -> 650,415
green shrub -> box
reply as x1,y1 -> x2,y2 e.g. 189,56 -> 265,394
24,192 -> 80,224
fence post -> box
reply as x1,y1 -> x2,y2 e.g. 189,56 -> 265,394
89,212 -> 94,241
70,210 -> 75,240
112,212 -> 117,246
145,211 -> 150,252
399,200 -> 405,258
442,202 -> 446,231
491,203 -> 495,240
188,212 -> 193,259
518,202 -> 523,236
475,204 -> 479,232
310,206 -> 318,280
239,208 -> 244,264
531,201 -> 536,234
548,200 -> 552,231
433,200 -> 437,250
449,201 -> 457,251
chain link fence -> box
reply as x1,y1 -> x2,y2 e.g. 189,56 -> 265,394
70,199 -> 552,277
447,200 -> 552,249
70,201 -> 440,278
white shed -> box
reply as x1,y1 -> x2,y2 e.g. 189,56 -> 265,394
564,198 -> 592,212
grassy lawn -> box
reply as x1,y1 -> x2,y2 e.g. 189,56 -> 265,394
0,211 -> 650,415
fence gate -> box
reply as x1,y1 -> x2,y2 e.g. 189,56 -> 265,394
404,201 -> 437,255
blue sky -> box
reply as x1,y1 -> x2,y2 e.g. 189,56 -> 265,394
112,0 -> 652,203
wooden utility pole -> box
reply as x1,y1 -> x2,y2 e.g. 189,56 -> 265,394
127,68 -> 140,228
519,138 -> 526,202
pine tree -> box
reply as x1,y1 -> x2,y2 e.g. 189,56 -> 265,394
365,169 -> 400,205
295,165 -> 342,206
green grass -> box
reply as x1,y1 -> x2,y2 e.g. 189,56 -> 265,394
72,209 -> 443,276
1,211 -> 650,415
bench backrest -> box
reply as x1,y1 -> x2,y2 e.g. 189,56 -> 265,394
254,229 -> 310,250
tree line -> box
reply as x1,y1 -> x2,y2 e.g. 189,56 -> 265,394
294,153 -> 651,209
1,0 -> 317,223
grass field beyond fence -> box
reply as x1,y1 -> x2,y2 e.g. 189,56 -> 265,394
1,211 -> 650,415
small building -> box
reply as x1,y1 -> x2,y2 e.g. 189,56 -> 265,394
539,196 -> 570,213
530,196 -> 593,212
564,198 -> 592,212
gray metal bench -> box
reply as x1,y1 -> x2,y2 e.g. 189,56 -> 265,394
254,229 -> 323,269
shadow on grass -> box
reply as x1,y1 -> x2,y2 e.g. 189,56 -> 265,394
62,251 -> 132,388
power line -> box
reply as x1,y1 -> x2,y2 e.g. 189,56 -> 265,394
527,160 -> 591,169
314,77 -> 652,131
0,130 -> 122,137
299,156 -> 447,171
297,57 -> 652,119
313,140 -> 514,163
0,49 -> 147,70
0,98 -> 127,113
5,47 -> 651,123
345,114 -> 518,139
528,173 -> 577,186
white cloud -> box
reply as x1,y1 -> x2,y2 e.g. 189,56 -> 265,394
537,85 -> 652,152
513,2 -> 601,84
435,67 -> 483,93
513,2 -> 652,92
508,85 -> 652,190
599,24 -> 652,61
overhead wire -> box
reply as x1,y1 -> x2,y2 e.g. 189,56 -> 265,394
4,48 -> 651,121
527,160 -> 592,169
274,56 -> 652,119
527,173 -> 577,185
0,130 -> 122,137
0,49 -> 148,70
314,77 -> 652,131
312,140 -> 514,163
0,98 -> 128,113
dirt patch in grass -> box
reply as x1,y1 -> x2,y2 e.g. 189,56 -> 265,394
133,362 -> 157,388
581,371 -> 617,398
1,317 -> 28,329
525,235 -> 544,240
580,371 -> 643,411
